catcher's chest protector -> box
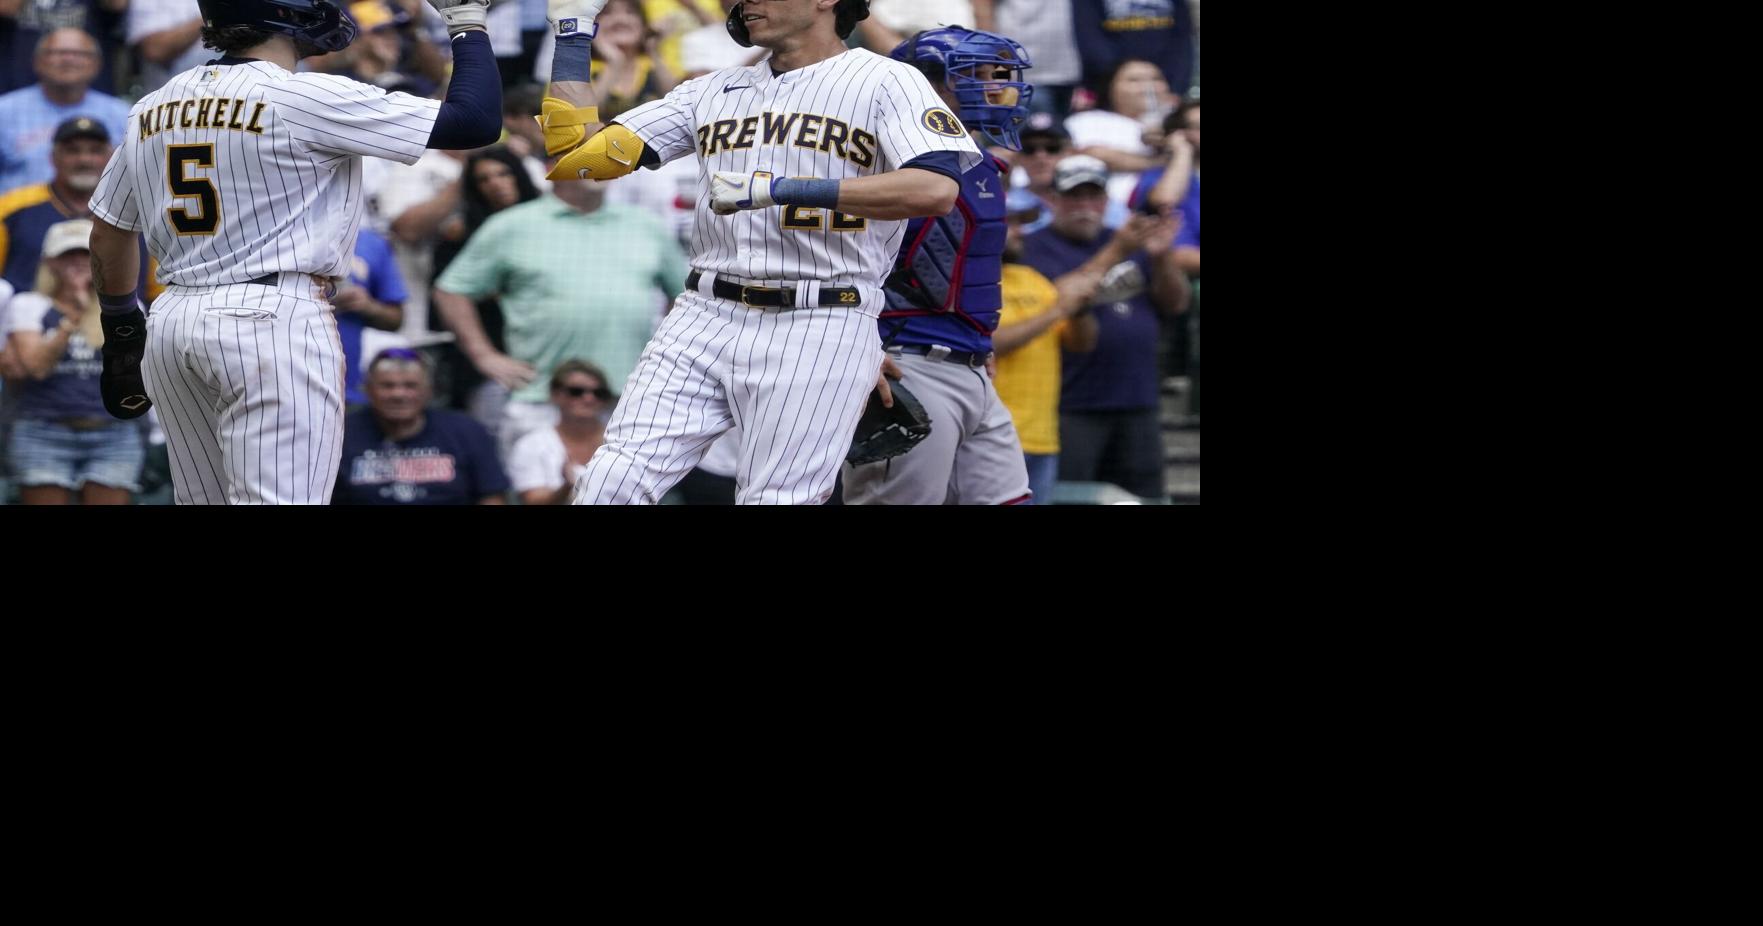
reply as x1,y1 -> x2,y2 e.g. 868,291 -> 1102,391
884,157 -> 1009,319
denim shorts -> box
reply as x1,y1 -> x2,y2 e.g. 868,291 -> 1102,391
7,418 -> 145,492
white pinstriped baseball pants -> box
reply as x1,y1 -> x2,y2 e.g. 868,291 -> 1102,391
574,284 -> 883,505
142,275 -> 345,505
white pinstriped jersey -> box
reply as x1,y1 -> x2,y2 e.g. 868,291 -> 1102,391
88,60 -> 441,287
615,48 -> 981,288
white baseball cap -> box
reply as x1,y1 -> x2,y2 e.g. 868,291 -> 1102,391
42,218 -> 94,258
1052,154 -> 1109,193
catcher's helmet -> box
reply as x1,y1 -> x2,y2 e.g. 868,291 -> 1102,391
891,26 -> 1034,150
726,0 -> 870,48
197,0 -> 358,54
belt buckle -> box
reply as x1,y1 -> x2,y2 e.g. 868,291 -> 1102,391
741,286 -> 762,307
927,345 -> 952,363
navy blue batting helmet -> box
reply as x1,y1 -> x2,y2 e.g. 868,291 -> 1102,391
890,26 -> 1034,150
197,0 -> 358,54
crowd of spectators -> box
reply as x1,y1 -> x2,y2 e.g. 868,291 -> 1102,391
0,0 -> 1199,504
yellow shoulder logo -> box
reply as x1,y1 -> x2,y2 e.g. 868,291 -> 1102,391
922,108 -> 965,137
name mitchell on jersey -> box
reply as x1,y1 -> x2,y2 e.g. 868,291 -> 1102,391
137,94 -> 269,140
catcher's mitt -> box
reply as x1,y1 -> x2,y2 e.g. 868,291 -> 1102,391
845,378 -> 931,466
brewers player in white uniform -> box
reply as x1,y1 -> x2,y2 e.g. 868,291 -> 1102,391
84,0 -> 503,504
536,0 -> 981,504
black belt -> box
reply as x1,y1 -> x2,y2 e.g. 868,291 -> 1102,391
687,271 -> 860,308
247,272 -> 279,285
891,345 -> 993,369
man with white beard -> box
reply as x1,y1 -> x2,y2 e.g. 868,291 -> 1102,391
0,117 -> 157,299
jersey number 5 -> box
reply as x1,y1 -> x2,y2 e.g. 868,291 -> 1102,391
167,144 -> 220,236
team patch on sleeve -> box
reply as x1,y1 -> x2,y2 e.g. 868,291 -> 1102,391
922,108 -> 965,137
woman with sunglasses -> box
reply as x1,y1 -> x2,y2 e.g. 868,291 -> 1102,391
507,359 -> 613,505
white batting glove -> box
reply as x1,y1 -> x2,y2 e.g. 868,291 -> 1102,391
548,0 -> 610,36
424,0 -> 490,36
710,171 -> 776,215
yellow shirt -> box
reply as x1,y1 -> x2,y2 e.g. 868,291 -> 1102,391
993,263 -> 1064,454
643,0 -> 723,76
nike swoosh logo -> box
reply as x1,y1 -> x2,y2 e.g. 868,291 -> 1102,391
723,85 -> 751,93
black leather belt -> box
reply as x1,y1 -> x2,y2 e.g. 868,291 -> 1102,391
892,344 -> 993,369
687,270 -> 860,308
247,272 -> 279,285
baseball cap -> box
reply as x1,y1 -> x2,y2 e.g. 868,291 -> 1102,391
42,219 -> 94,258
349,1 -> 396,32
1018,112 -> 1069,143
52,116 -> 109,146
1052,154 -> 1109,193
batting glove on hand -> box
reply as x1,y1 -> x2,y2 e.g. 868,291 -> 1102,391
548,0 -> 609,36
425,0 -> 490,36
710,170 -> 775,215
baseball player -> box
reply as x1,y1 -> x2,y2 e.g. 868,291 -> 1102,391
83,0 -> 503,504
840,26 -> 1037,505
536,0 -> 982,504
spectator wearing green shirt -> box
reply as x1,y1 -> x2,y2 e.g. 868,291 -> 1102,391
432,177 -> 687,461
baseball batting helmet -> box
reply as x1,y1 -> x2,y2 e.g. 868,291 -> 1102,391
726,0 -> 870,48
890,26 -> 1034,150
196,0 -> 358,54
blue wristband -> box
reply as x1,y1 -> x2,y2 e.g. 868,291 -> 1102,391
98,291 -> 141,314
552,33 -> 594,83
770,178 -> 841,210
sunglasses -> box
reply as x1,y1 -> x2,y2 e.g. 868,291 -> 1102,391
1021,143 -> 1066,155
562,384 -> 612,400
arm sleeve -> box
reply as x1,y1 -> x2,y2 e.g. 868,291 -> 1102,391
426,31 -> 503,150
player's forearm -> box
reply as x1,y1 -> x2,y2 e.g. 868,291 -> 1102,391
139,21 -> 203,64
834,169 -> 959,220
89,218 -> 141,299
428,31 -> 502,150
431,288 -> 498,358
478,494 -> 507,505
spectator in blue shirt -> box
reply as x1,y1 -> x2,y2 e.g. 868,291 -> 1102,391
0,27 -> 130,192
335,228 -> 410,407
